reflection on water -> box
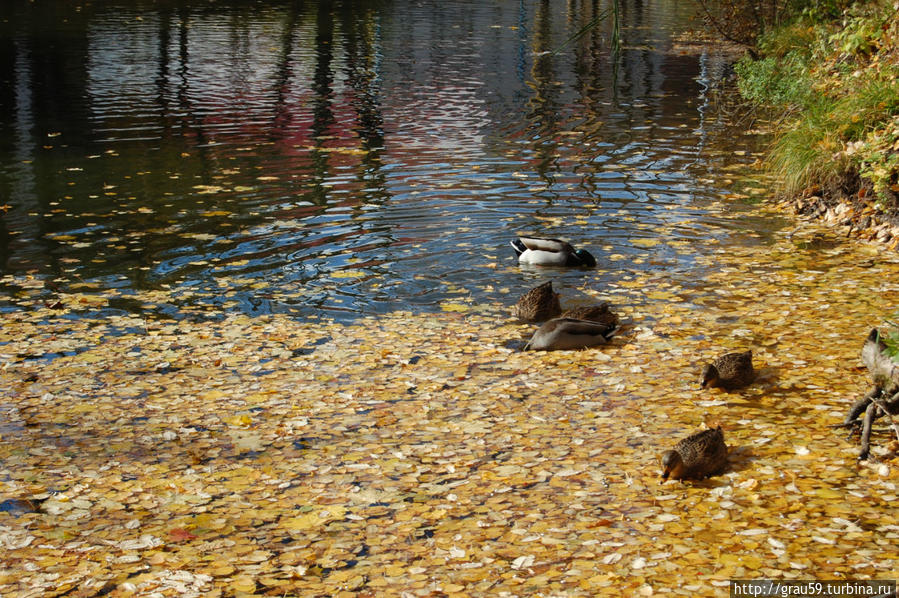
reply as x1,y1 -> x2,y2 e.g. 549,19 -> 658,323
0,0 -> 772,320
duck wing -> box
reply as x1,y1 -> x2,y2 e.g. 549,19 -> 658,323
715,350 -> 755,387
517,236 -> 575,254
675,427 -> 727,478
548,318 -> 615,338
561,303 -> 618,326
525,318 -> 616,351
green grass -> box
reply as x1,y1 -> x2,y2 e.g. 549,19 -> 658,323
881,324 -> 899,362
768,99 -> 845,195
735,0 -> 899,201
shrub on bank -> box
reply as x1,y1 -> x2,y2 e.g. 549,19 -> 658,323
734,0 -> 899,208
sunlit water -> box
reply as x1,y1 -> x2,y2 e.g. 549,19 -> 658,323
0,0 -> 779,320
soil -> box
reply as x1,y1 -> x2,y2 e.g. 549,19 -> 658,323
780,171 -> 899,250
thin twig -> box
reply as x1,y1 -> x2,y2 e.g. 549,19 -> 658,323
870,392 -> 899,445
551,8 -> 612,56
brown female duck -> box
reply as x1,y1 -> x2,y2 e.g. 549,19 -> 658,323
700,350 -> 755,390
660,426 -> 728,481
560,302 -> 618,327
511,281 -> 561,323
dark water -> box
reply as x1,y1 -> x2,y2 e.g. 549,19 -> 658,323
0,0 -> 775,320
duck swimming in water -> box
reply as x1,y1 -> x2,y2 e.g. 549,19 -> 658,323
511,236 -> 596,267
523,317 -> 615,351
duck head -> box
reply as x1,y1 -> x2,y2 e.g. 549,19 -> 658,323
660,450 -> 685,481
699,364 -> 720,389
574,249 -> 597,267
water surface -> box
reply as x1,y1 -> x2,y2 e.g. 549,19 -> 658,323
0,0 -> 776,320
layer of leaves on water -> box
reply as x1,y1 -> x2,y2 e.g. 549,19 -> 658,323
2,208 -> 899,596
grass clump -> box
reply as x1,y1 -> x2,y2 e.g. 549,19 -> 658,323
735,0 -> 899,204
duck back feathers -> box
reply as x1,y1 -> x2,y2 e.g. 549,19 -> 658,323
560,303 -> 618,327
511,281 -> 562,323
700,350 -> 755,390
661,426 -> 728,481
523,317 -> 616,351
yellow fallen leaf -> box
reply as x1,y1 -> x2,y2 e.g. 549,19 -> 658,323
224,414 -> 253,427
208,563 -> 235,577
229,576 -> 256,593
441,302 -> 470,312
331,269 -> 366,279
283,506 -> 346,531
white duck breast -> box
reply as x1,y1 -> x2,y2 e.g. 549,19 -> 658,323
518,248 -> 571,266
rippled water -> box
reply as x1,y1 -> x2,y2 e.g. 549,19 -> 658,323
0,0 -> 778,319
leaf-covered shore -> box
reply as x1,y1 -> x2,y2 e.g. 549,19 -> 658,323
2,201 -> 899,596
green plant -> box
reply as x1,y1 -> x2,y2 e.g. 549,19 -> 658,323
800,0 -> 852,22
767,97 -> 847,194
735,0 -> 899,200
827,2 -> 891,57
756,18 -> 818,57
880,324 -> 899,363
734,52 -> 815,107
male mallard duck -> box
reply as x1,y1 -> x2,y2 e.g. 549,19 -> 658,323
660,426 -> 728,481
511,281 -> 562,323
523,317 -> 615,351
511,236 -> 596,267
700,350 -> 755,390
560,302 -> 618,327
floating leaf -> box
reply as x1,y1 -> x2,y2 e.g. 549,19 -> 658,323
441,302 -> 470,312
330,269 -> 366,279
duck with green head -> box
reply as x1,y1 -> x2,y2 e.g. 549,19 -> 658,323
511,236 -> 597,267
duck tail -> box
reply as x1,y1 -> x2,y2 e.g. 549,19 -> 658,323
510,238 -> 527,257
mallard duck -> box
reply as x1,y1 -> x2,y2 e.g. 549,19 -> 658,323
511,236 -> 596,267
560,302 -> 618,327
523,317 -> 615,351
511,281 -> 562,323
700,350 -> 755,390
660,426 -> 728,481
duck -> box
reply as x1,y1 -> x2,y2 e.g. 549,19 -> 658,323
560,302 -> 618,327
660,426 -> 728,481
523,317 -> 615,351
511,281 -> 562,323
511,236 -> 597,267
699,350 -> 755,390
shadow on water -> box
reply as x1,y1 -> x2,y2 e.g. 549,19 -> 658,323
0,0 -> 778,323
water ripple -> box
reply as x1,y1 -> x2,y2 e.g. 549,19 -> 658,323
0,0 -> 776,320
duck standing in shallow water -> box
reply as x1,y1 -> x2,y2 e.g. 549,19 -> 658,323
511,236 -> 597,267
523,317 -> 615,351
511,281 -> 562,323
660,426 -> 728,481
700,350 -> 755,390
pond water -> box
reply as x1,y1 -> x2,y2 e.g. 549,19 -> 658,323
8,3 -> 899,593
0,0 -> 777,320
